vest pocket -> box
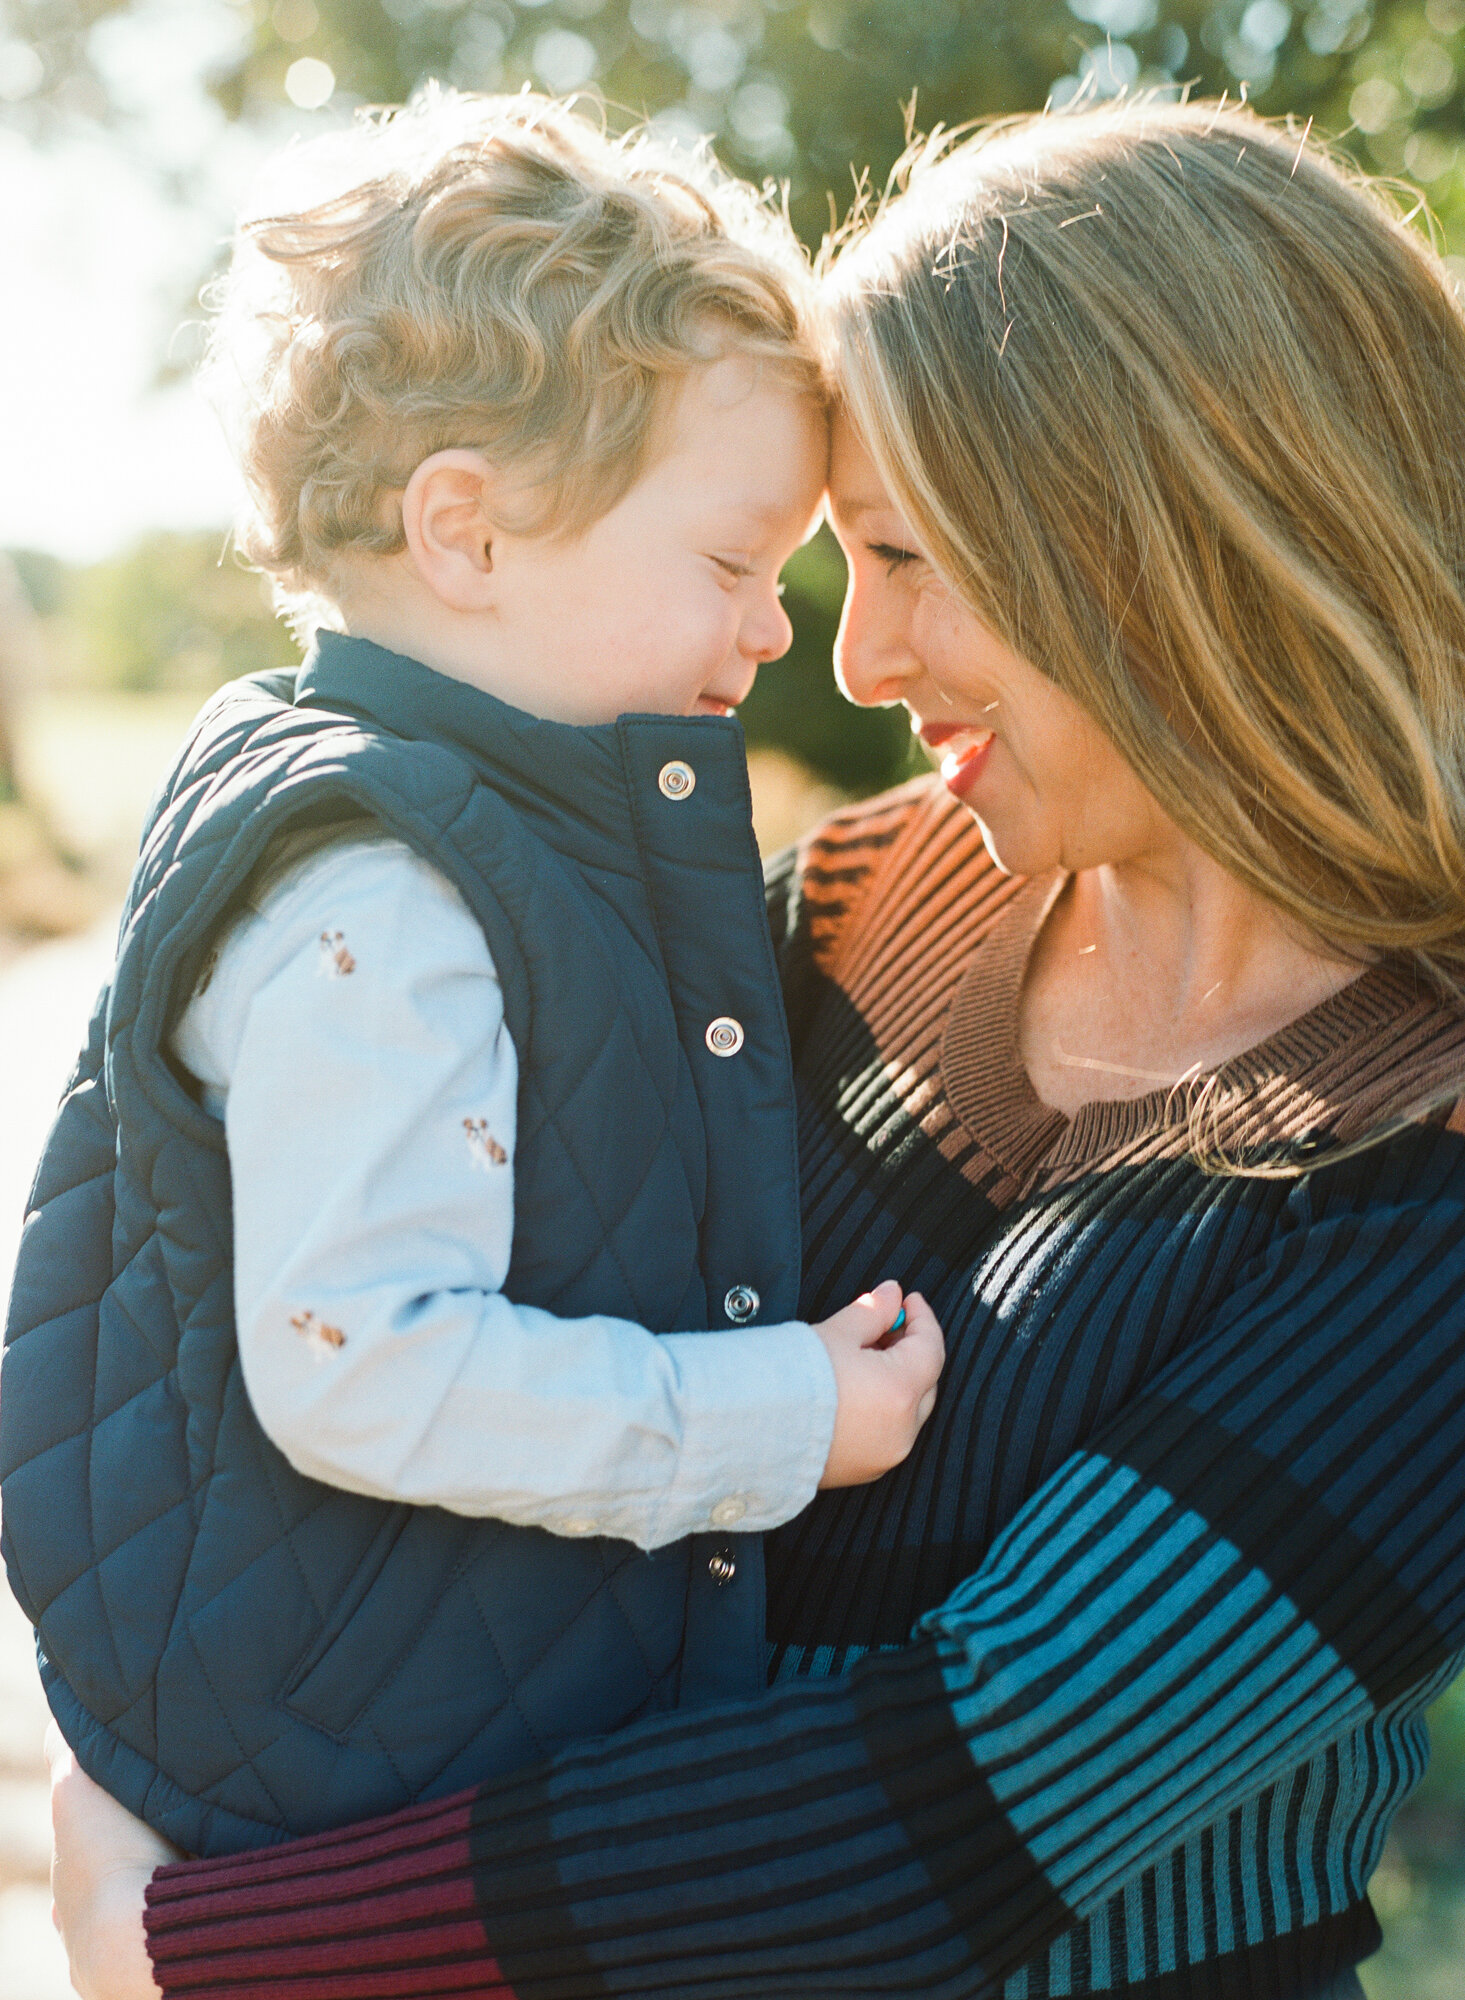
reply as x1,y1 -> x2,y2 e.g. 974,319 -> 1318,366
282,1502 -> 421,1740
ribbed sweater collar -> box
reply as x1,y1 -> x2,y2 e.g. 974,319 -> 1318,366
938,870 -> 1465,1182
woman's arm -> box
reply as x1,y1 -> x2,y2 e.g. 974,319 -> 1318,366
77,1140 -> 1465,1999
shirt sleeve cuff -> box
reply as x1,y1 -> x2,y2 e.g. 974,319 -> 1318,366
628,1321 -> 836,1547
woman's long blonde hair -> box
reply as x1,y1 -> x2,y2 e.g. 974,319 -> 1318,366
830,100 -> 1465,1001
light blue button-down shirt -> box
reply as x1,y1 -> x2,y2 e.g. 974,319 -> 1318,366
173,835 -> 837,1552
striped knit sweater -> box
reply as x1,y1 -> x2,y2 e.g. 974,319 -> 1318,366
143,779 -> 1465,1999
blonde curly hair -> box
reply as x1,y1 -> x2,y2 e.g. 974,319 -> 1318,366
205,88 -> 825,599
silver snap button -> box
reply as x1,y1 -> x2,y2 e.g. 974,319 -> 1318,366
658,760 -> 696,800
708,1549 -> 737,1585
706,1016 -> 744,1057
723,1285 -> 759,1323
710,1496 -> 747,1528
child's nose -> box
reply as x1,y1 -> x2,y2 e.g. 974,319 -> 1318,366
745,592 -> 794,663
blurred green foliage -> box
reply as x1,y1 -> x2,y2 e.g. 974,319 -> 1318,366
742,526 -> 921,788
1361,1674 -> 1465,1998
10,534 -> 297,693
183,0 -> 1465,254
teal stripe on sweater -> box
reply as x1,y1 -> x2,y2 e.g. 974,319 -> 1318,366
926,1451 -> 1366,1912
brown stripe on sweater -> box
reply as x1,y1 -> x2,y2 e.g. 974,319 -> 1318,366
795,779 -> 1034,1200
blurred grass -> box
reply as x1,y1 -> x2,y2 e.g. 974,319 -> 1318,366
12,690 -> 203,892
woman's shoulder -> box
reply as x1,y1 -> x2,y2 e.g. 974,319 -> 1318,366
770,773 -> 1001,984
795,769 -> 977,870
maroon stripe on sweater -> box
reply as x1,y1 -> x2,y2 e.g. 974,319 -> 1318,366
146,1790 -> 514,1999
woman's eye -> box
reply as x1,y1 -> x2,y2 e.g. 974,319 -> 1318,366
712,556 -> 754,580
868,542 -> 921,575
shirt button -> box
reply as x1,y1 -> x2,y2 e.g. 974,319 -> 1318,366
706,1017 -> 744,1057
561,1517 -> 598,1536
708,1548 -> 737,1585
658,760 -> 696,800
723,1284 -> 759,1323
710,1496 -> 747,1528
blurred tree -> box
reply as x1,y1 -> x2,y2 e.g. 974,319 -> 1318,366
59,531 -> 297,693
6,549 -> 70,621
742,526 -> 921,790
200,1 -> 1465,253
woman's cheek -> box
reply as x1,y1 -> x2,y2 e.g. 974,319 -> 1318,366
916,593 -> 985,701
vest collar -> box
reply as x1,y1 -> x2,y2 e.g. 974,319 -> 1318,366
297,631 -> 747,843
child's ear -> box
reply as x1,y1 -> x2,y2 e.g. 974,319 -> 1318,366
400,450 -> 506,612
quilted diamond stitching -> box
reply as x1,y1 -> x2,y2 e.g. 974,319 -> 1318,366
403,1544 -> 668,1799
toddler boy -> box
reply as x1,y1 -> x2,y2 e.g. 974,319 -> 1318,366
0,90 -> 941,1856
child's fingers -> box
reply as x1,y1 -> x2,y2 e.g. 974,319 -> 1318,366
842,1279 -> 904,1344
887,1301 -> 944,1391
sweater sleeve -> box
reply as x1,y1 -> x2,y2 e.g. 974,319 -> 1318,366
142,1140 -> 1465,1999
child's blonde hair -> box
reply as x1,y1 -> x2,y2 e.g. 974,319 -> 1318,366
830,100 -> 1465,1006
206,88 -> 824,597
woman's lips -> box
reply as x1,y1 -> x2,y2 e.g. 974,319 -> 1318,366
921,723 -> 996,798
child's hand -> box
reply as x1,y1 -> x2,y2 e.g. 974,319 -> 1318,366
814,1279 -> 944,1487
47,1724 -> 176,2000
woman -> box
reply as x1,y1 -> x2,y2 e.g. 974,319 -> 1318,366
49,98 -> 1465,2000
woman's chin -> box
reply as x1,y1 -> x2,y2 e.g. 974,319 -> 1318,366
963,807 -> 1050,880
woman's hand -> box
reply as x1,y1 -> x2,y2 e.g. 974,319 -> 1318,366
47,1724 -> 177,2000
815,1279 -> 945,1486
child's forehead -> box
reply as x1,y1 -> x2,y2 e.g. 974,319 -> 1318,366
662,359 -> 827,469
655,379 -> 827,524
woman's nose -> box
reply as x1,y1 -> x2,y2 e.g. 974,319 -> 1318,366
834,573 -> 915,708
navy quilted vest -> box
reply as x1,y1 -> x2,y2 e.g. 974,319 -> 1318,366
0,634 -> 802,1856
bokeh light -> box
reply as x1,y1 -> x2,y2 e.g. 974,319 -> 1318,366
284,55 -> 335,108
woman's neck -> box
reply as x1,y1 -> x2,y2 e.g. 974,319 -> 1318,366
1018,840 -> 1367,1117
